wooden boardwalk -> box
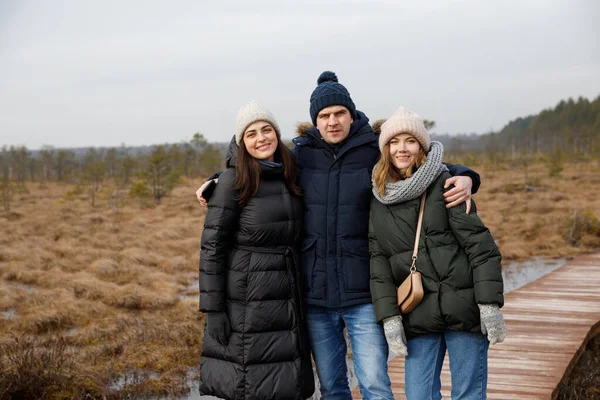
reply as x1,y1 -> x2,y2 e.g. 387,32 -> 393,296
352,252 -> 600,399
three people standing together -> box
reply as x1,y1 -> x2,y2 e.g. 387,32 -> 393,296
198,71 -> 505,400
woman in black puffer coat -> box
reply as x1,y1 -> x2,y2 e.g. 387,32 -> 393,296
199,101 -> 314,400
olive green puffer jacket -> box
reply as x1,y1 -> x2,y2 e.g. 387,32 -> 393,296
369,171 -> 503,339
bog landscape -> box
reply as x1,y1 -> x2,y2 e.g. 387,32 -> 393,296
1,97 -> 600,399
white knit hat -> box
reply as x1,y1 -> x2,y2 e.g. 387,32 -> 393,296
235,100 -> 281,145
379,107 -> 431,153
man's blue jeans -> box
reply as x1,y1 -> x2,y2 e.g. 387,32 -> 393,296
405,331 -> 489,400
306,303 -> 393,400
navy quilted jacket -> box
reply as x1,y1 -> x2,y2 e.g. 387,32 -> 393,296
292,111 -> 380,307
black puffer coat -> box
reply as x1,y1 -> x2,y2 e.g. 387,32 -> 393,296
199,142 -> 314,400
369,171 -> 503,339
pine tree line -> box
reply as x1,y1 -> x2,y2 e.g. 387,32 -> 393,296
0,133 -> 224,208
434,95 -> 600,158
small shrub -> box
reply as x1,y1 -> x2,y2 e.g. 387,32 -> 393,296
129,181 -> 154,208
565,209 -> 600,246
0,335 -> 105,399
129,181 -> 151,199
547,149 -> 566,177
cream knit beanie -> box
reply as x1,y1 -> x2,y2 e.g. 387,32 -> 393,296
235,100 -> 281,145
379,107 -> 431,153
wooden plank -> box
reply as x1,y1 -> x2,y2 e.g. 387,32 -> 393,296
351,252 -> 600,399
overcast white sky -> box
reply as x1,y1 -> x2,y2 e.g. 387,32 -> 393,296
1,0 -> 599,149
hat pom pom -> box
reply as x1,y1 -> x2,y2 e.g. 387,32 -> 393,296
317,71 -> 338,84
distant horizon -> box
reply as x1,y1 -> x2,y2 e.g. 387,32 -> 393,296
5,91 -> 598,152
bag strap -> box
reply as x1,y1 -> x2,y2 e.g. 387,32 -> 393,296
410,192 -> 427,273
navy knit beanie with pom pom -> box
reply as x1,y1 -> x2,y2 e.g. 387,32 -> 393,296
309,71 -> 356,125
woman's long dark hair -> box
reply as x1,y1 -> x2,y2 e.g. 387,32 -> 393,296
234,132 -> 302,207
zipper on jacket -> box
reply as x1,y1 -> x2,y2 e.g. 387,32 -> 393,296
319,138 -> 337,160
304,130 -> 342,161
329,131 -> 376,168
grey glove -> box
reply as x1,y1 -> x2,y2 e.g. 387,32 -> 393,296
478,304 -> 506,345
206,312 -> 231,346
383,315 -> 408,357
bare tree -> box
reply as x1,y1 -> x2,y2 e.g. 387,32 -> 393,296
0,148 -> 11,212
55,150 -> 76,182
82,148 -> 106,207
143,145 -> 180,204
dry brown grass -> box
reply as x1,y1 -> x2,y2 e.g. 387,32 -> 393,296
470,161 -> 600,260
0,161 -> 599,398
0,181 -> 205,399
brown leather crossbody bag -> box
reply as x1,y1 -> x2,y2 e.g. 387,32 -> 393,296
397,193 -> 426,313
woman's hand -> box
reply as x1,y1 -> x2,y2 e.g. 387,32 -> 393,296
196,179 -> 218,208
383,315 -> 408,357
443,175 -> 472,213
478,304 -> 506,345
206,311 -> 231,346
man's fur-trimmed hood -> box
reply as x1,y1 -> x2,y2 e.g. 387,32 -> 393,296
371,119 -> 385,136
295,122 -> 314,137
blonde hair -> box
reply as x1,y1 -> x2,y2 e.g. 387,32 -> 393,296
373,141 -> 427,197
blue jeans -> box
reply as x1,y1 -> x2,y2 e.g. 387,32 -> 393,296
405,331 -> 489,400
305,303 -> 393,400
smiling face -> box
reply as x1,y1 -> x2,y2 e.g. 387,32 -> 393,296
315,105 -> 354,145
242,121 -> 278,162
388,133 -> 423,172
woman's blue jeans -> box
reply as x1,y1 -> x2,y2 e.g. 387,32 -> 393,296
306,303 -> 394,400
405,331 -> 489,400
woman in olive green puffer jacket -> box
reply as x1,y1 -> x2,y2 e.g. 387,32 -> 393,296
368,107 -> 506,399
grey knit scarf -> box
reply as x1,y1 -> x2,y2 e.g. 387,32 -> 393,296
372,141 -> 448,205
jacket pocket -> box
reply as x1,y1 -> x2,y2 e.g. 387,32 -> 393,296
341,239 -> 370,293
301,237 -> 317,291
